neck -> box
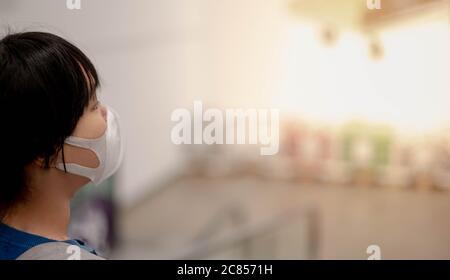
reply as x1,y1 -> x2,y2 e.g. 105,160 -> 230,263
3,167 -> 82,241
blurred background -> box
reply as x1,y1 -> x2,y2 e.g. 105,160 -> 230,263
1,0 -> 449,259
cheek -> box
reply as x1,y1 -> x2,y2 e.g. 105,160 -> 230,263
72,112 -> 107,139
58,110 -> 107,168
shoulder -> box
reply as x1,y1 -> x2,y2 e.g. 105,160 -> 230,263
16,242 -> 105,260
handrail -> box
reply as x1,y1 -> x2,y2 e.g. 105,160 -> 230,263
176,205 -> 320,260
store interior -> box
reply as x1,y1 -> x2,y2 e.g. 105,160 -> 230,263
1,0 -> 449,259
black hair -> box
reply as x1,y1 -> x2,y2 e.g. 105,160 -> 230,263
0,31 -> 100,219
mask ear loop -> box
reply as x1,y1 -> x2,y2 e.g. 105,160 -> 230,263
61,140 -> 67,173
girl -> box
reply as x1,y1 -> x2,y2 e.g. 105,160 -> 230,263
0,32 -> 123,260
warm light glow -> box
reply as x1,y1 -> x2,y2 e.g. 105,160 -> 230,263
274,18 -> 449,133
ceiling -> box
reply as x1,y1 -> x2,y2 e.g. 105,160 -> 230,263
288,0 -> 449,33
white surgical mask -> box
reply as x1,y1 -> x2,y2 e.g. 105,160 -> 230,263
57,106 -> 124,185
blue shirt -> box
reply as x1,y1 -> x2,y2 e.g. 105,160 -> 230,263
0,223 -> 98,260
